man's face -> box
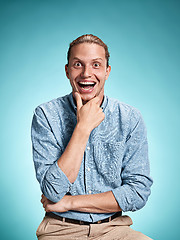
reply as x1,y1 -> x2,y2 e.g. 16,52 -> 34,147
65,43 -> 111,104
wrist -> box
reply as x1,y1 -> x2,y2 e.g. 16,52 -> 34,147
75,122 -> 91,137
66,195 -> 74,211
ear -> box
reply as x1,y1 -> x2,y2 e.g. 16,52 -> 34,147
65,64 -> 69,79
105,65 -> 111,80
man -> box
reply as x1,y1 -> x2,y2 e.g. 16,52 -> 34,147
31,34 -> 153,240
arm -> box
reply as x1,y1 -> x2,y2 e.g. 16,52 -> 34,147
57,93 -> 105,183
111,109 -> 153,212
41,109 -> 152,213
31,93 -> 104,202
31,106 -> 71,203
41,191 -> 122,213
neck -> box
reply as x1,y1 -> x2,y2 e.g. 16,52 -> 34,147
73,94 -> 104,107
82,95 -> 104,106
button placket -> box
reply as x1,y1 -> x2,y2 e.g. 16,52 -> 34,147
85,143 -> 92,195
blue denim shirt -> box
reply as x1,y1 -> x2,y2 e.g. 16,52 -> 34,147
31,93 -> 153,222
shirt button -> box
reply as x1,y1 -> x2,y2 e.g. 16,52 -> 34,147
88,190 -> 92,194
87,146 -> 90,150
87,167 -> 90,172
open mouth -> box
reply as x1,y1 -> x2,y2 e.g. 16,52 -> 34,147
78,81 -> 96,91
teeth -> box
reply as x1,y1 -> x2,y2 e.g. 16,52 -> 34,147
82,87 -> 92,90
79,81 -> 95,85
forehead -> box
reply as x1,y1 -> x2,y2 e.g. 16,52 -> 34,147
69,43 -> 106,61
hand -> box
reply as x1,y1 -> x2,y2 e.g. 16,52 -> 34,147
41,194 -> 70,212
74,92 -> 105,134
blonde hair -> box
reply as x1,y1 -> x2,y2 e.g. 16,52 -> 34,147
67,34 -> 110,67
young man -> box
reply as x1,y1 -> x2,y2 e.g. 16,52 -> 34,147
31,34 -> 153,239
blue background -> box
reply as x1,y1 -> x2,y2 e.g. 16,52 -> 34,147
0,0 -> 179,239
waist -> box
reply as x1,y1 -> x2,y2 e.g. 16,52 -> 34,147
45,211 -> 122,225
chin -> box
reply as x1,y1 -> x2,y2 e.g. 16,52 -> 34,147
80,94 -> 95,102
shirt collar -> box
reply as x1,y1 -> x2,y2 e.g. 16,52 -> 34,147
68,92 -> 108,112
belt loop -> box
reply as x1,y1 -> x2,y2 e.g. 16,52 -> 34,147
109,216 -> 112,222
62,217 -> 65,222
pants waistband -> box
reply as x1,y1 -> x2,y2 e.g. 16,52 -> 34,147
45,211 -> 122,225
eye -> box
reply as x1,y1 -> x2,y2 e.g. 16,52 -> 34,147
74,62 -> 82,68
93,62 -> 100,68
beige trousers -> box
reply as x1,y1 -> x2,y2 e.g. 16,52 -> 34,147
36,215 -> 152,240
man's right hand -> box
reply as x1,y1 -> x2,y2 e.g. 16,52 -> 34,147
74,92 -> 105,134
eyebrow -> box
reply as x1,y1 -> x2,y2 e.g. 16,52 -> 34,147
93,58 -> 103,61
72,57 -> 103,61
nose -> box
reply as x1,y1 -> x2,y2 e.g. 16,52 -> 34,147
80,65 -> 92,78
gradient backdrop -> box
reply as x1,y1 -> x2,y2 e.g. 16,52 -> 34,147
0,0 -> 180,239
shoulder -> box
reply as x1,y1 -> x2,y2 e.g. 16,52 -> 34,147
34,94 -> 70,117
106,96 -> 146,136
106,96 -> 142,122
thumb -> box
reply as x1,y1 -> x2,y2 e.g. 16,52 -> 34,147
74,92 -> 83,111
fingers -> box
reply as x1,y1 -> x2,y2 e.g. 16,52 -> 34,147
41,195 -> 49,211
41,195 -> 53,212
88,96 -> 102,106
74,92 -> 83,111
41,194 -> 46,203
41,195 -> 49,210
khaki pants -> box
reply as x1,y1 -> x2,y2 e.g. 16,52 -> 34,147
36,215 -> 152,240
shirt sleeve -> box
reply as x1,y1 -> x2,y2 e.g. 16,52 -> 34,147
31,106 -> 72,202
112,109 -> 153,212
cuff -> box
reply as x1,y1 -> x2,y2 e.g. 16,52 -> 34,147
43,161 -> 72,202
112,185 -> 136,212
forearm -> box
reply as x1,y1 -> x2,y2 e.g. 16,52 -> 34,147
57,123 -> 90,183
70,191 -> 121,213
42,191 -> 122,213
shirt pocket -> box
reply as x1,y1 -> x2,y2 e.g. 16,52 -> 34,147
93,141 -> 125,184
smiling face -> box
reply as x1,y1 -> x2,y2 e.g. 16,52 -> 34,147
65,43 -> 111,104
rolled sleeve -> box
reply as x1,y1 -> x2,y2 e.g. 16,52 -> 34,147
112,109 -> 153,212
31,106 -> 72,202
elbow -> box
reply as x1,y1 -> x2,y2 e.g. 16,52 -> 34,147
131,187 -> 151,212
132,197 -> 146,212
113,177 -> 153,212
41,179 -> 62,202
40,170 -> 69,202
40,173 -> 71,203
131,175 -> 153,211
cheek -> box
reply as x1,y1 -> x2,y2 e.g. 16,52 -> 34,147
69,70 -> 80,80
95,72 -> 107,83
